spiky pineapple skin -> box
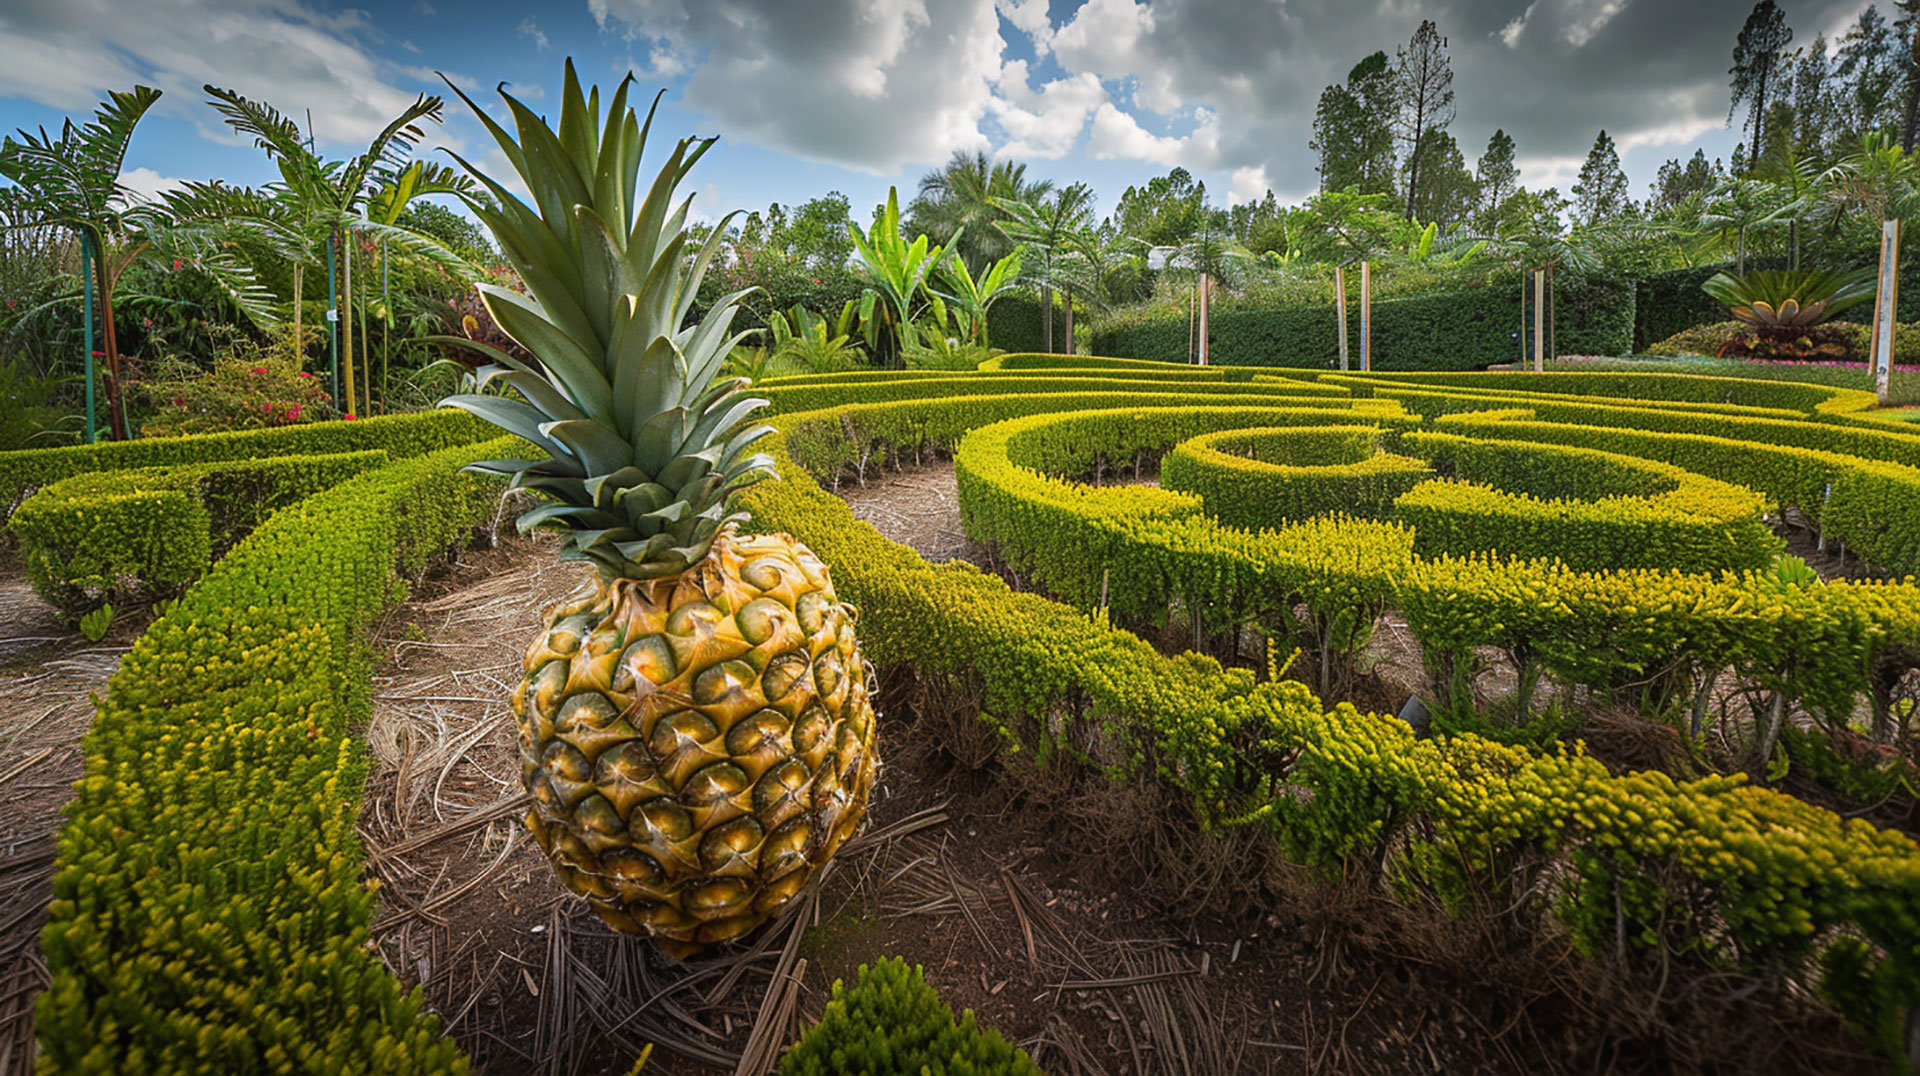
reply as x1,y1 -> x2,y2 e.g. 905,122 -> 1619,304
511,529 -> 877,952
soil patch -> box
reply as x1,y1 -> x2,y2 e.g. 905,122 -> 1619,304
834,460 -> 989,567
0,575 -> 149,1074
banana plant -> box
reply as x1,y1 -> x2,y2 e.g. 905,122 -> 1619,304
932,246 -> 1021,346
848,187 -> 954,367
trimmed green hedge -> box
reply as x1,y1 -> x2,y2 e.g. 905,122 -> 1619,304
11,450 -> 391,619
759,373 -> 1349,415
1633,261 -> 1920,351
1329,369 -> 1877,417
778,959 -> 1041,1075
742,391 -> 1920,1062
1161,426 -> 1432,526
1089,276 -> 1635,370
986,292 -> 1074,356
36,438 -> 514,1073
0,409 -> 493,528
1395,432 -> 1779,572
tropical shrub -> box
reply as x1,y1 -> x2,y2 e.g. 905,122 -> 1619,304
138,335 -> 334,435
778,959 -> 1040,1076
1703,268 -> 1877,330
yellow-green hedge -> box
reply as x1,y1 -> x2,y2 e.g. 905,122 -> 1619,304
36,436 -> 515,1074
1160,426 -> 1432,526
11,450 -> 392,619
737,397 -> 1920,1059
0,409 -> 493,528
760,372 -> 1349,414
1394,432 -> 1780,572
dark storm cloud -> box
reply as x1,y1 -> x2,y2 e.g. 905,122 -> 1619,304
587,0 -> 1870,189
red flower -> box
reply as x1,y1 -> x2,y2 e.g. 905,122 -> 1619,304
171,396 -> 185,407
171,259 -> 183,271
91,350 -> 104,357
344,413 -> 358,421
251,367 -> 268,375
288,404 -> 302,421
7,298 -> 17,309
297,371 -> 314,379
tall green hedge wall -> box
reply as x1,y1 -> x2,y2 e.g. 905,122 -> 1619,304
1633,260 -> 1920,351
1091,276 -> 1635,370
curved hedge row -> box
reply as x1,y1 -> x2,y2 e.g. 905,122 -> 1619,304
758,372 -> 1345,414
37,435 -> 514,1074
1395,431 -> 1779,572
0,409 -> 493,528
743,387 -> 1920,1062
11,450 -> 394,619
1161,426 -> 1431,526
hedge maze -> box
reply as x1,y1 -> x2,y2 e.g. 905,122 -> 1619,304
5,353 -> 1919,1069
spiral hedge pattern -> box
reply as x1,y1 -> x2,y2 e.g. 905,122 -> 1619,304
8,353 -> 1920,1070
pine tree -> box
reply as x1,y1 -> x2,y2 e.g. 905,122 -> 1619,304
1648,149 -> 1720,212
1573,130 -> 1632,225
1834,5 -> 1904,144
1406,129 -> 1477,225
1475,129 -> 1520,220
1898,0 -> 1920,149
1394,20 -> 1456,218
1310,52 -> 1397,196
1730,1 -> 1794,172
1793,33 -> 1834,158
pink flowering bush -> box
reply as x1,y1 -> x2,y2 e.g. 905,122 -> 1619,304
139,335 -> 333,437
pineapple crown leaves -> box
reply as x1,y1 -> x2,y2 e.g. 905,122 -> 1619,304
435,59 -> 773,581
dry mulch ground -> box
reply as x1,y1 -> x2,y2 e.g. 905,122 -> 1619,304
0,572 -> 148,1076
363,468 -> 1872,1076
363,533 -> 1524,1076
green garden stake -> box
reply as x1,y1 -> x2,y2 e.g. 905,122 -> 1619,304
381,236 -> 390,411
80,232 -> 96,444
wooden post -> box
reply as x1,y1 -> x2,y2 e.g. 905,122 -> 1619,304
1335,265 -> 1349,371
1533,269 -> 1546,372
1198,273 -> 1210,366
1872,218 -> 1900,405
1359,261 -> 1371,371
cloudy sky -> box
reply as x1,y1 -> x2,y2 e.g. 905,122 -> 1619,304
0,0 -> 1887,225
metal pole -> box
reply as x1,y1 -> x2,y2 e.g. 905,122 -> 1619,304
1873,218 -> 1900,405
1359,261 -> 1371,371
327,235 -> 340,404
1335,266 -> 1349,371
80,233 -> 96,443
1533,269 -> 1546,372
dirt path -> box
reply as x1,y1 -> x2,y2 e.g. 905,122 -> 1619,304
835,460 -> 989,567
0,575 -> 146,1076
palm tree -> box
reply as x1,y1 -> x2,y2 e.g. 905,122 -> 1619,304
1699,176 -> 1784,274
1817,133 -> 1920,233
202,85 -> 472,415
1,87 -> 275,439
907,150 -> 1052,275
997,181 -> 1095,352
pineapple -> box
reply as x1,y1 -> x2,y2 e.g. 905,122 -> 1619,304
438,62 -> 878,953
